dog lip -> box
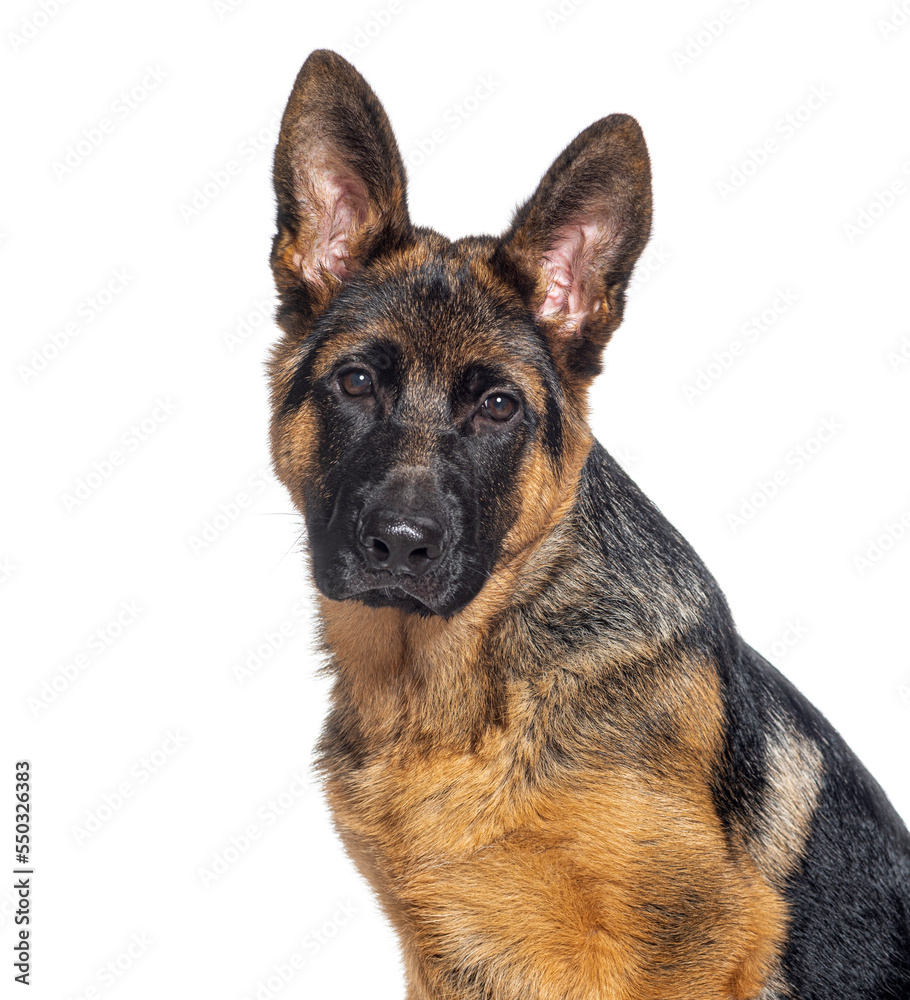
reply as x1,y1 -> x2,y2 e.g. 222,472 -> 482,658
357,581 -> 441,616
327,563 -> 472,617
337,568 -> 442,605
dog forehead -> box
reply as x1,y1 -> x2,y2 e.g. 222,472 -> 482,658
320,245 -> 545,376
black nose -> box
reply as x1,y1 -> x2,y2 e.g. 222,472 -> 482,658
358,509 -> 446,576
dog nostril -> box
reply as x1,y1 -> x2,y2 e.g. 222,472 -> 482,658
408,545 -> 441,570
366,538 -> 390,563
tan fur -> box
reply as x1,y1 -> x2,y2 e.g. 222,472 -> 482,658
747,721 -> 824,888
321,601 -> 787,999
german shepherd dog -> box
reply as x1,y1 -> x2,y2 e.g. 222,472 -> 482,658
267,50 -> 910,1000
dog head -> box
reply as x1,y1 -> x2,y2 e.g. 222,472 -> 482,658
268,50 -> 651,618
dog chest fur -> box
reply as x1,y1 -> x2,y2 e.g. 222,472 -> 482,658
315,586 -> 786,999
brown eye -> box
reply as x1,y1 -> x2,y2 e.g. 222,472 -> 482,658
481,392 -> 518,422
340,369 -> 373,397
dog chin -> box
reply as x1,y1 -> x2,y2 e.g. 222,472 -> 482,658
316,569 -> 469,618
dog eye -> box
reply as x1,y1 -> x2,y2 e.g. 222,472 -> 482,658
480,392 -> 519,422
339,369 -> 373,397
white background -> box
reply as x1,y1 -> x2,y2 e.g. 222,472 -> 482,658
2,0 -> 909,997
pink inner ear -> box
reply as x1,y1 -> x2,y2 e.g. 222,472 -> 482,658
293,158 -> 370,284
321,174 -> 369,279
538,220 -> 611,330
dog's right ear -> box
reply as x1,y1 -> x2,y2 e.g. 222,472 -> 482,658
271,50 -> 410,319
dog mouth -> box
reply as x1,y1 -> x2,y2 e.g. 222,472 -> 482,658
336,571 -> 449,617
354,581 -> 439,616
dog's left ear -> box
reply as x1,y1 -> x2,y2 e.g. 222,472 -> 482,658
495,114 -> 652,375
